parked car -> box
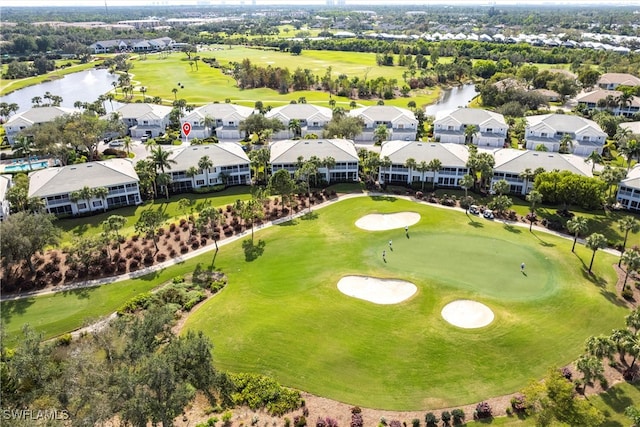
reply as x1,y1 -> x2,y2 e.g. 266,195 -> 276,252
141,135 -> 148,142
469,205 -> 480,215
108,139 -> 124,148
483,209 -> 494,219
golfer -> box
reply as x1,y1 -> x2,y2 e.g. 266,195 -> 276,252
382,250 -> 386,261
521,262 -> 525,272
389,239 -> 393,249
405,225 -> 409,233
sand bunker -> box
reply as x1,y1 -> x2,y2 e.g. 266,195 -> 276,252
355,212 -> 421,231
441,300 -> 495,328
337,276 -> 417,304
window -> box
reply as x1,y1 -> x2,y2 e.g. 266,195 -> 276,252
398,124 -> 404,129
582,136 -> 590,141
541,132 -> 548,138
196,180 -> 205,186
78,203 -> 87,210
92,200 -> 103,207
486,128 -> 493,133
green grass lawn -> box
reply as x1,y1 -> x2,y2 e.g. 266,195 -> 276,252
2,195 -> 631,411
591,381 -> 640,426
56,186 -> 252,245
181,196 -> 628,410
126,48 -> 440,109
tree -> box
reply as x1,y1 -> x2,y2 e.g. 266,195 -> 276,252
427,158 -> 442,190
243,191 -> 266,243
288,119 -> 302,138
93,187 -> 109,212
622,249 -> 640,288
488,194 -> 512,215
0,212 -> 60,274
102,215 -> 127,252
239,114 -> 285,142
492,179 -> 510,196
373,124 -> 390,145
519,168 -> 535,193
464,125 -> 478,145
585,335 -> 615,360
619,216 -> 640,267
156,173 -> 172,201
178,198 -> 192,222
567,216 -> 589,253
248,147 -> 271,182
460,174 -> 474,200
322,116 -> 364,140
12,136 -> 36,171
295,159 -> 319,211
585,233 -> 607,274
269,169 -> 296,212
405,158 -> 417,185
198,155 -> 214,187
620,138 -> 640,172
416,161 -> 429,191
521,369 -> 604,427
575,354 -> 604,392
196,205 -> 222,255
526,190 -> 543,231
135,210 -> 166,254
559,133 -> 573,154
122,136 -> 133,156
626,406 -> 640,427
585,151 -> 603,173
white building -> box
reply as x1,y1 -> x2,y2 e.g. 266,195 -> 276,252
270,139 -> 359,183
181,103 -> 255,140
0,175 -> 11,220
491,149 -> 593,195
28,159 -> 141,216
378,141 -> 469,188
348,106 -> 417,142
524,114 -> 606,157
617,165 -> 640,212
168,143 -> 251,192
3,106 -> 77,145
265,104 -> 333,140
433,108 -> 508,148
115,103 -> 173,138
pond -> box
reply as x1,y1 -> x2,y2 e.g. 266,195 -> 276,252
425,84 -> 478,116
0,69 -> 123,114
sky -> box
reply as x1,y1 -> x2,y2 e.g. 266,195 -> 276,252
3,0 -> 640,6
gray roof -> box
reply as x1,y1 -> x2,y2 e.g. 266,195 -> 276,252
169,143 -> 249,170
266,104 -> 332,121
28,159 -> 138,198
192,103 -> 254,119
380,141 -> 469,167
270,139 -> 358,164
621,122 -> 640,134
6,106 -> 77,126
434,108 -> 507,126
349,106 -> 416,124
115,103 -> 173,119
622,165 -> 640,189
526,114 -> 606,136
493,149 -> 592,176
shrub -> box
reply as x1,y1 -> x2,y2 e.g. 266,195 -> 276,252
169,223 -> 177,232
623,285 -> 634,300
474,402 -> 492,419
180,245 -> 189,254
64,269 -> 77,281
411,419 -> 420,427
157,253 -> 167,262
510,395 -> 527,414
294,416 -> 307,427
143,254 -> 154,265
388,421 -> 401,427
51,271 -> 63,283
169,249 -> 177,257
440,411 -> 451,426
451,409 -> 465,425
424,413 -> 438,427
560,366 -> 572,380
350,414 -> 363,427
129,259 -> 139,270
56,333 -> 72,346
230,373 -> 302,416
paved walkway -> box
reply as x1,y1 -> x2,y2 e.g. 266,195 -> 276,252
1,192 -> 619,302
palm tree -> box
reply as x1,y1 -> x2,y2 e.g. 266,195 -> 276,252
373,124 -> 390,145
70,186 -> 95,212
416,161 -> 429,191
464,124 -> 478,145
518,168 -> 535,193
198,155 -> 214,187
93,187 -> 109,212
288,119 -> 302,139
13,137 -> 36,171
492,179 -> 510,196
585,151 -> 603,173
619,216 -> 640,267
585,233 -> 607,274
620,139 -> 640,172
405,158 -> 417,186
567,216 -> 589,253
460,174 -> 474,199
186,166 -> 200,188
122,136 -> 133,157
427,159 -> 442,190
102,214 -> 126,252
150,146 -> 176,175
156,173 -> 172,200
559,133 -> 573,154
585,335 -> 615,360
322,156 -> 336,183
196,205 -> 223,255
622,250 -> 640,288
526,190 -> 543,231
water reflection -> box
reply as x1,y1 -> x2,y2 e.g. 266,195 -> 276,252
425,84 -> 477,116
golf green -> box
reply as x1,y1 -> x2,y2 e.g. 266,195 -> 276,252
175,196 -> 630,409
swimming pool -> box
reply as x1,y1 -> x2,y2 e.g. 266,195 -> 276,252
4,160 -> 49,173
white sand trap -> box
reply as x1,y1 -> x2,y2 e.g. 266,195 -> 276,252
441,300 -> 495,328
355,212 -> 421,231
337,276 -> 417,305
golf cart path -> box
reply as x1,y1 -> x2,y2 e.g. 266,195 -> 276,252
1,192 -> 619,302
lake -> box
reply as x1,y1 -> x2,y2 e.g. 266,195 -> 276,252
1,69 -> 123,114
425,84 -> 478,116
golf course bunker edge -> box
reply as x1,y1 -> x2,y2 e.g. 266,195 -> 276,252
355,212 -> 421,231
337,275 -> 418,304
441,299 -> 495,328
